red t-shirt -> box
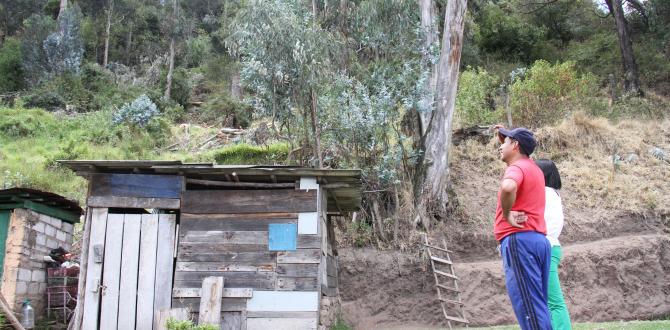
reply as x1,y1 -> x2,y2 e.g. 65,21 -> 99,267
494,158 -> 546,241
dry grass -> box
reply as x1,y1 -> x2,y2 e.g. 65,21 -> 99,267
450,113 -> 670,235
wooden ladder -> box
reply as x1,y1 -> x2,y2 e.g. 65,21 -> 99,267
423,234 -> 469,329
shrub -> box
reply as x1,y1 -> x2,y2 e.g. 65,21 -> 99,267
113,94 -> 159,127
455,67 -> 501,127
160,67 -> 190,106
0,38 -> 24,92
196,95 -> 252,128
510,60 -> 597,127
23,91 -> 65,111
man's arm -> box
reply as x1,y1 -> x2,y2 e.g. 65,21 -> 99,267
500,178 -> 525,228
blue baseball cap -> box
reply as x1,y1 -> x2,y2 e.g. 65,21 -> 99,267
498,127 -> 537,156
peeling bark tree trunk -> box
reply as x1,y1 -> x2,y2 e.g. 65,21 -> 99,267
164,0 -> 177,99
231,70 -> 241,100
310,89 -> 323,168
416,0 -> 467,225
103,0 -> 113,67
605,0 -> 642,96
419,0 -> 438,135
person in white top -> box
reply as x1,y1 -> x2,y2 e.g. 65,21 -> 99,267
535,159 -> 572,329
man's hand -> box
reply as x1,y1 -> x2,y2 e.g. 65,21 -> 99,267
506,211 -> 527,228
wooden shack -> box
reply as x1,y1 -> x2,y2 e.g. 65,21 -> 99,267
0,188 -> 82,318
61,160 -> 361,330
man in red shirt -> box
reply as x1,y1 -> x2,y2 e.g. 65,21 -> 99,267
495,126 -> 552,330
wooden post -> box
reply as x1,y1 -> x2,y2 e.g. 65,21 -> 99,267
198,277 -> 224,326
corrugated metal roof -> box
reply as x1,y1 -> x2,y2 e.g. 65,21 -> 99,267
0,188 -> 83,222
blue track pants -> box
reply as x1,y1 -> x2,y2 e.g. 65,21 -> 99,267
501,231 -> 552,330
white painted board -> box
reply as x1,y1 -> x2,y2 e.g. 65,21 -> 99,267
298,212 -> 318,235
246,291 -> 319,312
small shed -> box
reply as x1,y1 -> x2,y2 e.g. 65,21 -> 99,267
0,188 -> 82,318
61,160 -> 361,330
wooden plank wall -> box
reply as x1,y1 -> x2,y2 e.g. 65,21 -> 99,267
88,174 -> 183,209
176,185 -> 323,329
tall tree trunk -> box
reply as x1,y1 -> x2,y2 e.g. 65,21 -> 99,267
125,27 -> 133,65
310,0 -> 323,168
416,0 -> 467,225
164,0 -> 177,99
231,69 -> 242,100
103,0 -> 113,67
59,0 -> 67,17
419,0 -> 438,136
605,0 -> 642,96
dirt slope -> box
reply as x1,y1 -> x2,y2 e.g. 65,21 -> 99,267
339,233 -> 670,328
338,116 -> 670,328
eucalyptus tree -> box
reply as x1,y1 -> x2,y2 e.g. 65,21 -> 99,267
417,0 -> 468,224
228,0 -> 337,166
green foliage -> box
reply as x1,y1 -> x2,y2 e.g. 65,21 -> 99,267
113,94 -> 159,127
510,60 -> 597,127
0,38 -> 24,93
475,3 -> 546,63
23,91 -> 65,111
197,95 -> 252,128
186,33 -> 213,68
21,14 -> 57,86
330,316 -> 352,330
160,67 -> 191,106
456,67 -> 501,127
213,143 -> 290,165
165,318 -> 218,330
0,107 -> 58,137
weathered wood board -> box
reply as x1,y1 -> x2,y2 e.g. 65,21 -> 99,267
182,190 -> 317,214
90,173 -> 183,198
154,214 -> 177,312
81,208 -> 108,330
276,277 -> 319,291
118,214 -> 142,330
198,277 -> 224,326
180,213 -> 296,232
136,214 -> 159,330
172,298 -> 247,312
99,214 -> 124,330
87,196 -> 180,209
173,271 -> 276,289
277,249 -> 320,264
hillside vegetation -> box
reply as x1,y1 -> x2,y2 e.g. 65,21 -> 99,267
0,0 -> 668,242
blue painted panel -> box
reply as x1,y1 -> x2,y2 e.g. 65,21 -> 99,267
91,173 -> 182,199
268,223 -> 297,251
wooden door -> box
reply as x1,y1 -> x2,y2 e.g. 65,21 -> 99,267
82,210 -> 176,330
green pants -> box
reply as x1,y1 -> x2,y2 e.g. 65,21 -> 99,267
549,245 -> 572,330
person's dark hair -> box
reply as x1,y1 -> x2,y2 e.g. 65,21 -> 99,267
535,159 -> 562,190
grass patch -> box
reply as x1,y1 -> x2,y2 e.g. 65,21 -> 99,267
212,142 -> 290,165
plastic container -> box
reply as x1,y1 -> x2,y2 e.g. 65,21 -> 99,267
21,299 -> 34,329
